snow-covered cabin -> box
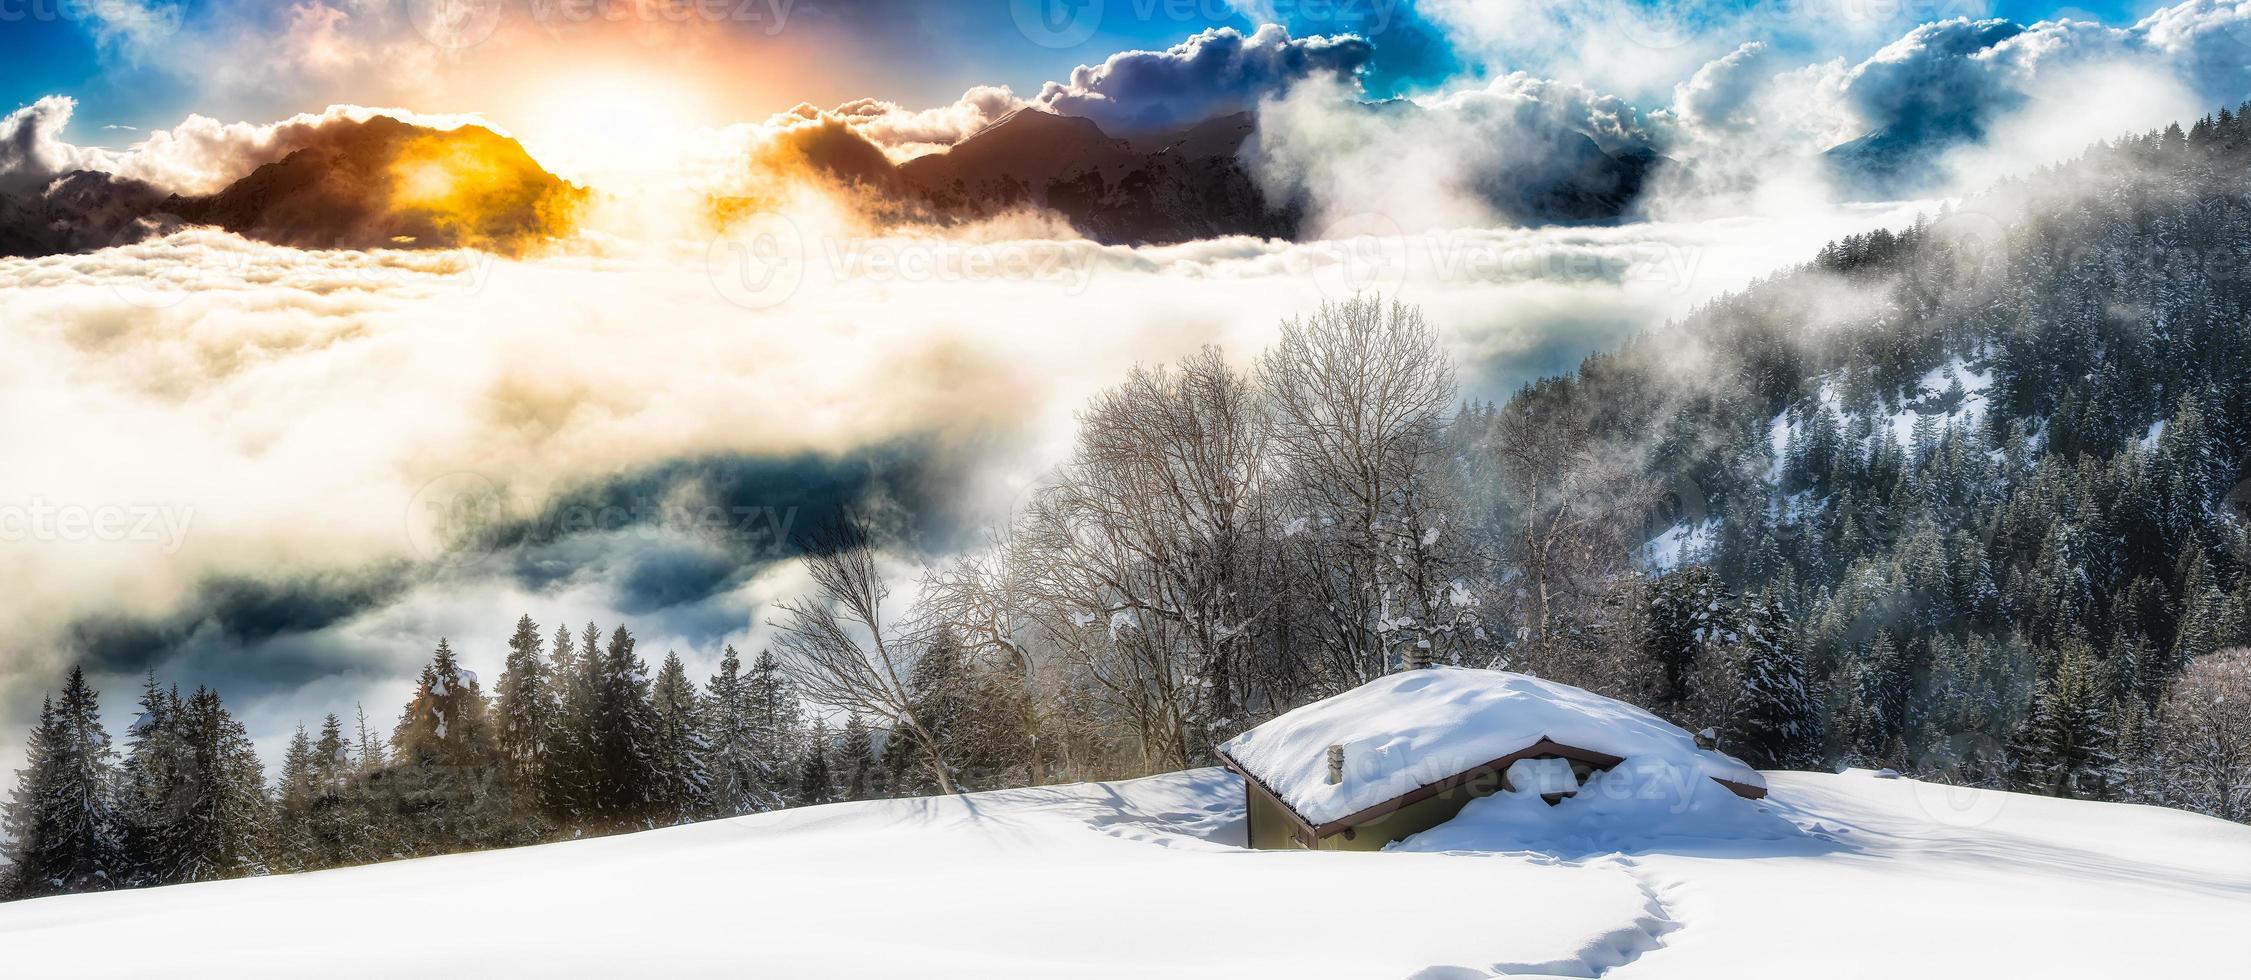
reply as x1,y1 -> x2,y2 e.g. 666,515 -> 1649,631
1216,667 -> 1768,850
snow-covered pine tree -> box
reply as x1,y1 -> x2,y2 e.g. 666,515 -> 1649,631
2007,640 -> 2124,801
650,651 -> 710,823
743,649 -> 803,805
539,622 -> 590,820
147,687 -> 269,885
1721,596 -> 1824,769
1,698 -> 60,898
1641,565 -> 1738,711
2,669 -> 126,899
305,712 -> 356,869
700,646 -> 779,816
494,614 -> 557,794
584,625 -> 663,827
388,639 -> 520,853
117,676 -> 188,884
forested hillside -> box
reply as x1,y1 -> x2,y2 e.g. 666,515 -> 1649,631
1507,104 -> 2251,811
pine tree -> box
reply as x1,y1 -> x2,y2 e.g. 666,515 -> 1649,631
272,724 -> 318,871
797,718 -> 834,806
146,688 -> 269,885
306,713 -> 356,869
650,651 -> 710,823
494,614 -> 556,793
2,699 -> 61,898
387,639 -> 518,854
743,650 -> 803,805
583,625 -> 663,827
118,675 -> 188,885
540,623 -> 589,820
2008,640 -> 2123,801
701,646 -> 780,816
2,669 -> 126,899
353,702 -> 387,774
1641,565 -> 1738,710
1722,596 -> 1824,769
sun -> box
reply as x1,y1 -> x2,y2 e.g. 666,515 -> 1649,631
510,70 -> 717,186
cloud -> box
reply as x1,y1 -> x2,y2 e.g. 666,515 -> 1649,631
1035,25 -> 1374,134
1246,73 -> 1661,233
1838,18 -> 2038,144
826,86 -> 1028,160
0,187 -> 1927,774
0,97 -> 111,189
1669,42 -> 1784,137
2,99 -> 512,197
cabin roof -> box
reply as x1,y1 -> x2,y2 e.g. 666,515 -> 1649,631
1216,667 -> 1766,827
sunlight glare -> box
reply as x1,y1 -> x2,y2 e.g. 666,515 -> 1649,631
514,71 -> 715,187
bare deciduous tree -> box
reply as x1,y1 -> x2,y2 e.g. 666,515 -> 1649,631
1260,296 -> 1471,688
2152,647 -> 2251,822
770,521 -> 956,794
1009,347 -> 1273,771
1486,386 -> 1659,685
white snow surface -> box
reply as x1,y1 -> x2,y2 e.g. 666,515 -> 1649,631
4,767 -> 2250,977
1764,358 -> 1996,484
1216,667 -> 1763,826
1639,519 -> 1716,571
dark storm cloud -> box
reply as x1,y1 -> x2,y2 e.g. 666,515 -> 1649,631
66,564 -> 417,684
55,440 -> 978,703
1841,18 -> 2030,145
1037,24 -> 1374,133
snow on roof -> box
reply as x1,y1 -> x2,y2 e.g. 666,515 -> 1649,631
1218,667 -> 1765,826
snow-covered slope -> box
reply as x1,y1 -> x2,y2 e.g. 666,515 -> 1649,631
3,768 -> 2246,979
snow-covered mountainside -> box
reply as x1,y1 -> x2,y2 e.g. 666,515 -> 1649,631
3,767 -> 2244,979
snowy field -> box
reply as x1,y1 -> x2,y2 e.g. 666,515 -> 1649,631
2,767 -> 2247,978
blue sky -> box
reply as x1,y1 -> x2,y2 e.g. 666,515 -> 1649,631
0,0 -> 2162,136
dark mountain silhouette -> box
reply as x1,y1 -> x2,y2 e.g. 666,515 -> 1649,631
0,170 -> 170,257
799,107 -> 1660,245
1,116 -> 584,258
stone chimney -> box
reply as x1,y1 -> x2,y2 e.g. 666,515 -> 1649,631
1326,744 -> 1345,785
1402,642 -> 1434,670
